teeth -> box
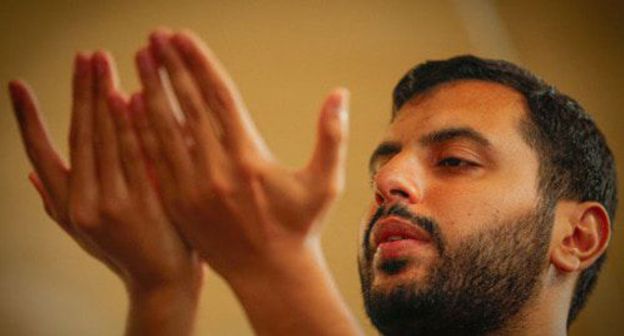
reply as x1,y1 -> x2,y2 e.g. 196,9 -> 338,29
387,236 -> 403,242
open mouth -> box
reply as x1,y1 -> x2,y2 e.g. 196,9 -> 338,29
372,216 -> 432,249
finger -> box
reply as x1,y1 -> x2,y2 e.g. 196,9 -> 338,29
135,47 -> 194,185
149,29 -> 224,172
305,88 -> 349,195
149,29 -> 207,126
9,80 -> 69,207
68,52 -> 99,210
108,91 -> 153,197
28,172 -> 62,224
92,51 -> 127,197
129,92 -> 176,198
170,30 -> 264,152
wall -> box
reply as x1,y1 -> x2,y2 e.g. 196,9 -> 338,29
0,1 -> 621,334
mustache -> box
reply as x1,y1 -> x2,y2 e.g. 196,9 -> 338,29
363,203 -> 445,257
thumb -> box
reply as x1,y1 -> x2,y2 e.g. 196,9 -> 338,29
305,88 -> 349,197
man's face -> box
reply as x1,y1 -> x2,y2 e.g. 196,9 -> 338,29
358,80 -> 553,335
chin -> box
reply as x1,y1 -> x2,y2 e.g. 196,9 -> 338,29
370,257 -> 431,291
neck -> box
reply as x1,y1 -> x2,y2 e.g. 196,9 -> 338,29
490,266 -> 572,336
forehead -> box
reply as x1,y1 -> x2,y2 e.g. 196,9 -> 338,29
388,80 -> 529,142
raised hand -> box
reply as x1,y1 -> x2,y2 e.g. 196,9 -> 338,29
9,52 -> 203,336
134,29 -> 360,335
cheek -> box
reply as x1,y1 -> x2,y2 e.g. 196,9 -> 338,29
426,177 -> 538,241
427,190 -> 488,241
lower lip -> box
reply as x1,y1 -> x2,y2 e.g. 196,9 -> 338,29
376,239 -> 429,259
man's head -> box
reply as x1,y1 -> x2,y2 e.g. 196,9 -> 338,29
358,55 -> 617,335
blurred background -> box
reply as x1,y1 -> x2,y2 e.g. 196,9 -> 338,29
0,0 -> 622,335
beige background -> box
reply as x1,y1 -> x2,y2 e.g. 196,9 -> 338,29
0,0 -> 622,335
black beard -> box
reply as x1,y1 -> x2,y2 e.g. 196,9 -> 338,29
358,203 -> 553,336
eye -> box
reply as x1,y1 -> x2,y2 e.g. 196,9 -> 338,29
437,157 -> 475,168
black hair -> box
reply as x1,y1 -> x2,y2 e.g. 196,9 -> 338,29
391,55 -> 618,326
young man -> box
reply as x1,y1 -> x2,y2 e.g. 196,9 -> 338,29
9,29 -> 616,335
359,57 -> 616,335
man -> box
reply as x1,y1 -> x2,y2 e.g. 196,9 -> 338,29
359,57 -> 616,335
9,29 -> 616,335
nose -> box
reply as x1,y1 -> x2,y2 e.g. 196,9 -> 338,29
374,153 -> 423,206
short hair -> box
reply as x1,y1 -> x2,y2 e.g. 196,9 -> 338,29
391,55 -> 618,326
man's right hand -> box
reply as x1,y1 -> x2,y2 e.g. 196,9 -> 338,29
9,51 -> 203,336
135,29 -> 348,280
132,29 -> 361,335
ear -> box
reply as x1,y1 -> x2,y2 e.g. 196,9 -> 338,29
550,201 -> 611,273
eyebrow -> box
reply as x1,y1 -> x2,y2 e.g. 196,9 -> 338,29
419,127 -> 491,147
368,127 -> 491,173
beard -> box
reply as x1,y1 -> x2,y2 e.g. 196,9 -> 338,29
358,202 -> 553,336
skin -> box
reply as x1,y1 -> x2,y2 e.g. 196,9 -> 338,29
129,29 -> 361,335
365,80 -> 542,290
363,80 -> 611,335
9,52 -> 203,336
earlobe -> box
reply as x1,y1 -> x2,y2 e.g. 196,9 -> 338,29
550,202 -> 611,274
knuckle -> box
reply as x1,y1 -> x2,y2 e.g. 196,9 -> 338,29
69,206 -> 99,230
208,178 -> 234,198
234,155 -> 261,181
237,163 -> 257,182
98,196 -> 129,222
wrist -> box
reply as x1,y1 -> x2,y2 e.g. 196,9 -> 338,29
224,238 -> 361,335
125,272 -> 203,336
222,235 -> 324,286
128,277 -> 201,305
